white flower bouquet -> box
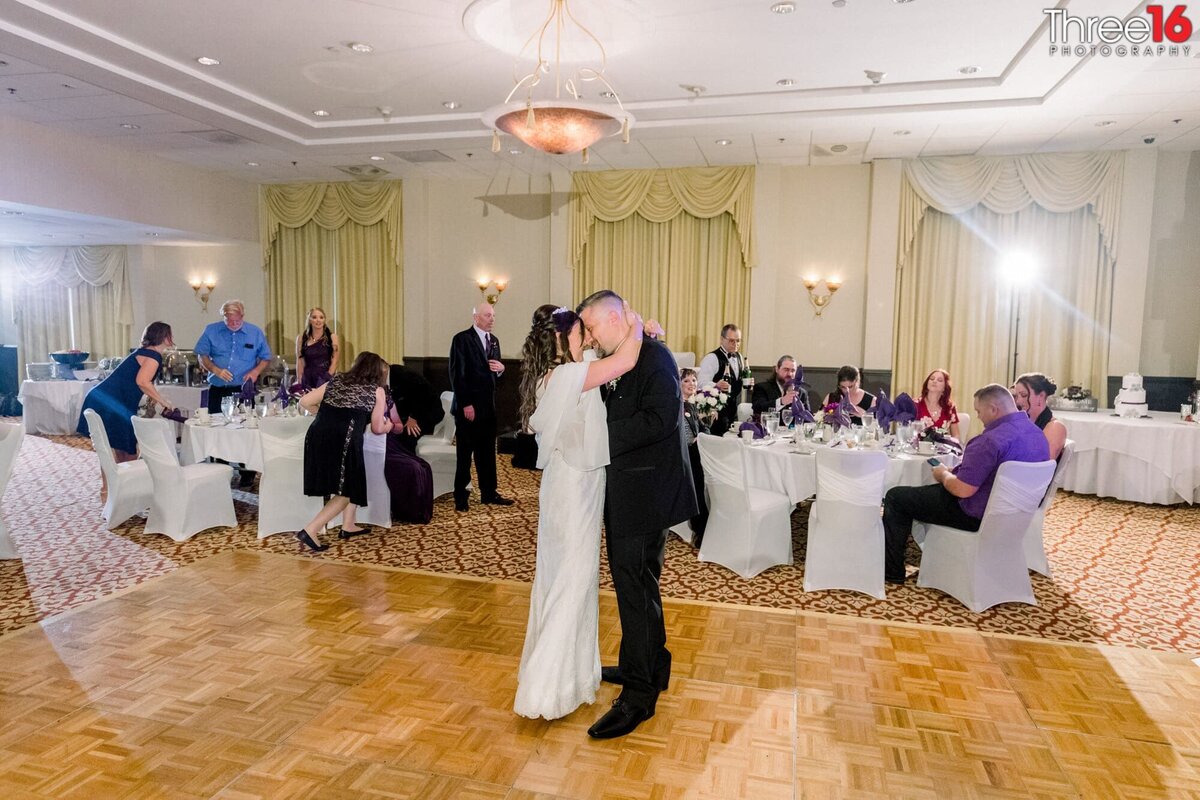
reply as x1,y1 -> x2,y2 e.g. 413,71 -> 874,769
695,384 -> 728,423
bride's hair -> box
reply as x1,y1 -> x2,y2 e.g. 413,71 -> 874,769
519,304 -> 579,430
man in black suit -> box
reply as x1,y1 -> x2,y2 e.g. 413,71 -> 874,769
577,290 -> 698,740
751,355 -> 810,417
448,302 -> 513,511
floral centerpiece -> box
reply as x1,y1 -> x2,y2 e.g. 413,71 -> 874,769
275,381 -> 307,411
694,384 -> 728,425
817,396 -> 852,430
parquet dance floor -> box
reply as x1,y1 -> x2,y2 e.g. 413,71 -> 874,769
1,550 -> 1198,799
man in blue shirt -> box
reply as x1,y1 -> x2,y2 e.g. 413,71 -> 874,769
195,299 -> 272,485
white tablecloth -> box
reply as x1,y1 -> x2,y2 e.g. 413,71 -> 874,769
182,417 -> 314,472
157,385 -> 207,414
1057,410 -> 1200,505
740,437 -> 958,504
18,380 -> 97,435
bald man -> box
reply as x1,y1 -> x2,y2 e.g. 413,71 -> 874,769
882,383 -> 1049,583
448,302 -> 513,511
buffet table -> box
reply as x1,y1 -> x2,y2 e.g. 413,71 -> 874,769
1057,410 -> 1200,505
18,379 -> 97,435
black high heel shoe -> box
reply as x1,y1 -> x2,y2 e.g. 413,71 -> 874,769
296,530 -> 329,552
337,527 -> 370,540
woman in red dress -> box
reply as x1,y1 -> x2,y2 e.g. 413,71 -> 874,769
915,368 -> 961,440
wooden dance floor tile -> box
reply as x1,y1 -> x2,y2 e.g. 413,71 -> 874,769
0,551 -> 1196,798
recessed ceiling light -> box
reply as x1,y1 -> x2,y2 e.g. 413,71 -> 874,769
679,84 -> 707,96
894,129 -> 911,136
832,0 -> 846,6
771,2 -> 796,12
959,65 -> 980,74
119,123 -> 140,130
600,91 -> 616,99
312,109 -> 330,117
2,210 -> 23,216
1094,120 -> 1116,127
509,149 -> 522,155
145,232 -> 160,237
830,144 -> 848,153
348,42 -> 374,54
196,56 -> 220,66
245,161 -> 260,167
369,155 -> 385,161
893,0 -> 915,4
776,78 -> 796,87
715,139 -> 732,146
442,100 -> 460,110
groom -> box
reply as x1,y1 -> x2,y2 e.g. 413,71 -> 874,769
576,290 -> 698,739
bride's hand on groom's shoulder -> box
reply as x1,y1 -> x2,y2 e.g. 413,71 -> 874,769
645,319 -> 664,340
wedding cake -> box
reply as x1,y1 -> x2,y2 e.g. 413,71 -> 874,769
1113,373 -> 1148,417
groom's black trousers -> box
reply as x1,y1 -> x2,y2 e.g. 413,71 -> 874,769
606,527 -> 671,711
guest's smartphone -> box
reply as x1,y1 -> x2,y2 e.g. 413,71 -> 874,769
926,457 -> 941,467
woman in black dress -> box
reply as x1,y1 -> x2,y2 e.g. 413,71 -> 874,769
296,351 -> 393,551
822,364 -> 876,425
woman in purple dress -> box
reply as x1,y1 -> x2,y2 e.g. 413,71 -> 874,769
295,307 -> 340,389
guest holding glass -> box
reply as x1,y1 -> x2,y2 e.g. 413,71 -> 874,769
915,368 -> 961,440
1013,372 -> 1068,461
78,322 -> 177,486
295,351 -> 393,551
823,365 -> 876,424
752,355 -> 809,418
295,307 -> 340,389
681,368 -> 708,542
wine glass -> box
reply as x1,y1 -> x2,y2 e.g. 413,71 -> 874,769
780,408 -> 793,429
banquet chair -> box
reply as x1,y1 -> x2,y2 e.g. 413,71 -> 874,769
696,434 -> 794,578
257,416 -> 323,538
737,402 -> 753,423
957,412 -> 972,444
416,391 -> 468,499
131,416 -> 236,542
673,352 -> 696,370
0,422 -> 24,559
805,448 -> 889,599
669,520 -> 694,544
915,460 -> 1056,612
82,409 -> 153,530
1023,440 -> 1074,577
355,431 -> 392,529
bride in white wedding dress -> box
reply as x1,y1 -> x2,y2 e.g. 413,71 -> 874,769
513,303 -> 643,720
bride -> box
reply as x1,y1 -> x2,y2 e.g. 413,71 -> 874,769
513,303 -> 644,720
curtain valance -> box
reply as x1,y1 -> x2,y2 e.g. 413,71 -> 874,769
899,152 -> 1124,267
571,166 -> 757,270
10,245 -> 127,289
260,181 -> 402,268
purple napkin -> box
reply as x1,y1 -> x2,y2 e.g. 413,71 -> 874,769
874,389 -> 896,430
826,394 -> 852,430
893,392 -> 917,424
925,427 -> 964,456
161,407 -> 188,424
790,367 -> 812,423
238,378 -> 257,404
738,419 -> 766,439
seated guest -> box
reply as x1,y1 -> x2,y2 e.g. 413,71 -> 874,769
1013,372 -> 1068,461
388,364 -> 445,452
916,368 -> 961,440
882,384 -> 1050,584
295,307 -> 340,389
382,365 -> 444,524
681,368 -> 707,542
752,355 -> 810,418
823,365 -> 876,424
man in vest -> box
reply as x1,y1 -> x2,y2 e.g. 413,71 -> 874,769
697,323 -> 744,437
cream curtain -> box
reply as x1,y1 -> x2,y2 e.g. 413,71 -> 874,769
894,204 -> 1113,436
571,167 -> 756,353
261,181 -> 403,364
1,245 -> 133,373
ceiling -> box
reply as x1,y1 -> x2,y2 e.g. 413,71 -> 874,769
0,0 -> 1198,191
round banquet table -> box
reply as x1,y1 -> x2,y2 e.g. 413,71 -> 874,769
18,379 -> 97,435
1056,410 -> 1200,505
737,436 -> 960,504
181,417 -> 315,473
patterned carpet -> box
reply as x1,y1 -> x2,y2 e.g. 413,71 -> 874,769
2,431 -> 1198,654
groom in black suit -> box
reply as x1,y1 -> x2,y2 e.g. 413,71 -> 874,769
576,290 -> 697,739
448,302 -> 514,511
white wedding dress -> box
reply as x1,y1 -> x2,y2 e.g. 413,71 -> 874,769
513,358 -> 609,720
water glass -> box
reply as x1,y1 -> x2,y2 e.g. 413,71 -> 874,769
802,422 -> 816,441
764,416 -> 779,438
220,396 -> 236,424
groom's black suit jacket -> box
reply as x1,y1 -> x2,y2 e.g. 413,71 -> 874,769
604,337 -> 698,537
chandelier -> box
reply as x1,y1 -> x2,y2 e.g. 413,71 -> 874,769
482,0 -> 633,161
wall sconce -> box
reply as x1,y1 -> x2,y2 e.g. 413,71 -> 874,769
476,277 -> 509,305
189,275 -> 217,312
802,275 -> 843,318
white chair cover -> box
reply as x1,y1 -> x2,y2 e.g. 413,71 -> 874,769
673,352 -> 696,370
257,416 -> 323,538
416,391 -> 466,499
1023,440 -> 1074,577
696,434 -> 794,579
957,412 -> 971,443
915,460 -> 1056,612
669,520 -> 694,544
82,409 -> 153,531
0,422 -> 25,559
805,448 -> 889,598
737,402 -> 753,423
131,416 -> 237,542
356,430 -> 392,529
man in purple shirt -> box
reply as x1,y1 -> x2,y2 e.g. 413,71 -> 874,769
883,383 -> 1050,584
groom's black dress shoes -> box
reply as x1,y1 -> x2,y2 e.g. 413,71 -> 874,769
587,698 -> 653,739
601,665 -> 670,691
482,494 -> 514,506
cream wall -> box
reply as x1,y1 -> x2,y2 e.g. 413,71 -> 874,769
1140,150 -> 1200,378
